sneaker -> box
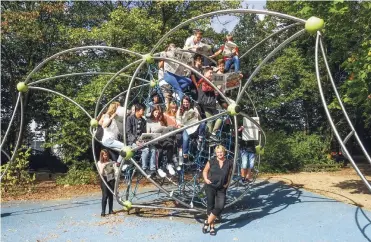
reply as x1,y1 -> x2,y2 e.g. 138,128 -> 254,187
157,168 -> 167,178
197,138 -> 203,150
209,134 -> 219,142
178,155 -> 184,166
121,164 -> 128,171
176,166 -> 182,171
167,164 -> 176,176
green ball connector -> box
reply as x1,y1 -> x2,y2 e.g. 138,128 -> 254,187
123,200 -> 132,210
90,119 -> 99,128
305,16 -> 324,34
143,54 -> 154,64
17,82 -> 29,93
150,79 -> 158,87
227,103 -> 241,116
120,146 -> 134,160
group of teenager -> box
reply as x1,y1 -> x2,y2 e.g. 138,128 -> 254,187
96,30 -> 257,236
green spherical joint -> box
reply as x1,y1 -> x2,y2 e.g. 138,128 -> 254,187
120,146 -> 134,160
143,54 -> 154,64
150,79 -> 158,87
255,145 -> 265,155
90,119 -> 99,128
123,200 -> 132,210
17,82 -> 29,93
305,16 -> 324,34
227,103 -> 240,116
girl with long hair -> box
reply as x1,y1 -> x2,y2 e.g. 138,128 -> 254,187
97,149 -> 116,217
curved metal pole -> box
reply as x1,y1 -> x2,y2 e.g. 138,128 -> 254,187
319,39 -> 371,165
153,57 -> 231,105
240,23 -> 302,59
315,33 -> 371,193
28,86 -> 93,120
122,60 -> 147,145
94,59 -> 143,118
24,46 -> 143,84
29,72 -> 150,86
1,95 -> 25,179
150,9 -> 306,55
245,91 -> 259,117
0,93 -> 21,150
236,29 -> 306,104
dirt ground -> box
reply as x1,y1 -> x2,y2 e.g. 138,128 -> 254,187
262,165 -> 371,211
2,166 -> 370,211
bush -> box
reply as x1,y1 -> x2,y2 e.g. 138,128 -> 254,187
56,160 -> 98,185
260,131 -> 334,172
0,147 -> 36,194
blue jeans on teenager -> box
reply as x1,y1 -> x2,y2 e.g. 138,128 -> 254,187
164,72 -> 192,101
182,122 -> 206,155
132,143 -> 157,171
225,56 -> 240,72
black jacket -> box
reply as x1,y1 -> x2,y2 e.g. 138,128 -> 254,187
197,86 -> 216,110
126,114 -> 146,145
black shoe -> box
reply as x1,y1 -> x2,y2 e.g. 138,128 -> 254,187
108,210 -> 114,215
101,213 -> 105,217
202,220 -> 209,234
210,226 -> 216,236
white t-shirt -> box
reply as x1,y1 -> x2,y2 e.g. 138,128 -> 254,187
184,36 -> 201,50
101,114 -> 120,143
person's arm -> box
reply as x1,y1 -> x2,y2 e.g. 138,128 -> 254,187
202,161 -> 212,184
126,116 -> 135,144
232,46 -> 239,56
223,161 -> 233,188
102,113 -> 116,128
176,110 -> 182,127
210,49 -> 222,59
158,60 -> 164,69
183,36 -> 192,50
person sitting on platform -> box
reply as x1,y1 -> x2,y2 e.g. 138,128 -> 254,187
176,96 -> 206,164
164,102 -> 182,170
145,92 -> 162,118
210,34 -> 240,73
184,29 -> 203,50
126,103 -> 155,176
159,43 -> 193,102
197,67 -> 219,141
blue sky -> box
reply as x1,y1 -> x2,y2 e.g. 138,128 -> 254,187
211,0 -> 267,33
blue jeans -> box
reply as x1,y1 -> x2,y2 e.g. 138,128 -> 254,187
102,139 -> 124,163
141,146 -> 157,171
182,122 -> 206,155
164,72 -> 192,101
225,56 -> 240,72
131,143 -> 157,171
240,149 -> 255,169
102,138 -> 124,150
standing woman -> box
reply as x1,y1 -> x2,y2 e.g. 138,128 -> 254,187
97,149 -> 116,217
202,145 -> 233,236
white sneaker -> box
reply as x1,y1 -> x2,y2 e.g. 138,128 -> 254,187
167,164 -> 176,176
121,164 -> 128,171
179,156 -> 184,166
157,169 -> 167,178
176,166 -> 182,171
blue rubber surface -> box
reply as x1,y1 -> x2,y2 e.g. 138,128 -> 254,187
2,180 -> 370,242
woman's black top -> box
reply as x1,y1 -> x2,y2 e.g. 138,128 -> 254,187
207,158 -> 233,189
